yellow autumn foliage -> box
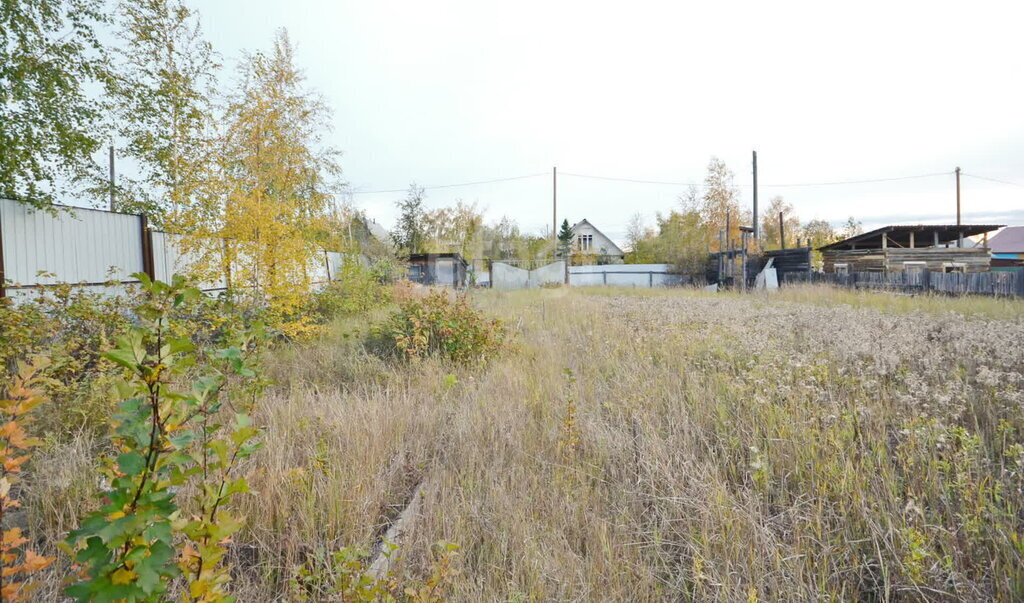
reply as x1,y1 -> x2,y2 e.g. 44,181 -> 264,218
177,29 -> 342,337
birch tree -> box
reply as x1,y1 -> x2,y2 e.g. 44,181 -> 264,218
760,196 -> 801,250
392,185 -> 427,256
0,0 -> 106,208
217,29 -> 341,331
422,201 -> 485,258
699,157 -> 743,251
108,0 -> 220,226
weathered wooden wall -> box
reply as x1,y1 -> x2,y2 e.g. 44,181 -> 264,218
822,248 -> 991,273
764,247 -> 812,278
781,270 -> 1023,297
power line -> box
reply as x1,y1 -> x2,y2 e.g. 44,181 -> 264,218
346,168 -> 967,197
963,173 -> 1024,188
559,172 -> 701,186
561,170 -> 952,188
761,171 -> 951,187
349,172 -> 548,195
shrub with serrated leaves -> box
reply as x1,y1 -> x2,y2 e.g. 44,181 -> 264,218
0,357 -> 55,602
309,259 -> 393,320
374,292 -> 506,363
62,274 -> 268,601
0,283 -> 131,438
290,541 -> 459,602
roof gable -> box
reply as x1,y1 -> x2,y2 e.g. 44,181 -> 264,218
988,226 -> 1024,253
571,219 -> 625,255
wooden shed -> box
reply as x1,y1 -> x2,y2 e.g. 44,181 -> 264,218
819,224 -> 1003,274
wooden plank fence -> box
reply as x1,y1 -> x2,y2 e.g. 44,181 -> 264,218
781,270 -> 1024,297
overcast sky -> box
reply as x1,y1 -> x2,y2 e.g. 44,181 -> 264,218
190,0 -> 1024,243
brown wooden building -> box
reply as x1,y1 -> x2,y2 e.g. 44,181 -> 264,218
819,224 -> 1004,274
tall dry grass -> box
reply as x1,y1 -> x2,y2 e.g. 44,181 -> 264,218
22,285 -> 1024,600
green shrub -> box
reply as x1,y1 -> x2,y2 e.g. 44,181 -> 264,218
290,542 -> 459,602
0,284 -> 131,382
374,292 -> 506,363
63,274 -> 267,601
0,281 -> 266,439
0,285 -> 133,437
310,260 -> 393,320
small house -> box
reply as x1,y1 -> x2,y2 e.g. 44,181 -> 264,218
987,226 -> 1024,273
571,219 -> 625,263
819,224 -> 1004,274
406,253 -> 468,287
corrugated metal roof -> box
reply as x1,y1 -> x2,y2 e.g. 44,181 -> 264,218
819,224 -> 1004,251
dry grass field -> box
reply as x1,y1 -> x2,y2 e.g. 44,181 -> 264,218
25,285 -> 1024,600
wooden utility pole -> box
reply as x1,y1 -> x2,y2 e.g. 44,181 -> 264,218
725,210 -> 731,283
552,167 -> 557,243
740,231 -> 748,292
779,211 -> 786,250
109,145 -> 116,211
752,150 -> 759,243
718,230 -> 725,284
139,214 -> 155,280
955,166 -> 962,247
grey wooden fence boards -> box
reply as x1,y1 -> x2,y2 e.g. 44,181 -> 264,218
782,269 -> 1023,297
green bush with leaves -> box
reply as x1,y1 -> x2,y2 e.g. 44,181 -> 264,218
62,274 -> 267,601
374,292 -> 506,363
0,281 -> 268,440
1,357 -> 56,602
0,283 -> 132,437
290,541 -> 459,602
310,259 -> 393,320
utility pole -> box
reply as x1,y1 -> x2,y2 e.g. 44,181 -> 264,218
108,144 -> 116,212
752,150 -> 758,243
552,167 -> 557,244
779,211 -> 786,250
718,230 -> 725,285
725,211 -> 732,284
741,230 -> 748,292
955,166 -> 962,247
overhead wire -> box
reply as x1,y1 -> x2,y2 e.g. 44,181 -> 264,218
346,168 -> 1022,196
962,173 -> 1024,188
348,170 -> 548,193
560,171 -> 953,188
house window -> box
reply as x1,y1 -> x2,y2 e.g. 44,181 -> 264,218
903,261 -> 926,274
835,263 -> 849,275
578,234 -> 593,251
943,262 -> 966,274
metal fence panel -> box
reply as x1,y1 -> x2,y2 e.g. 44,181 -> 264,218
1,199 -> 348,299
152,232 -> 230,291
1,198 -> 142,288
568,264 -> 682,288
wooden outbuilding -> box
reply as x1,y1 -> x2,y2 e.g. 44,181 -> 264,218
819,224 -> 1003,274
